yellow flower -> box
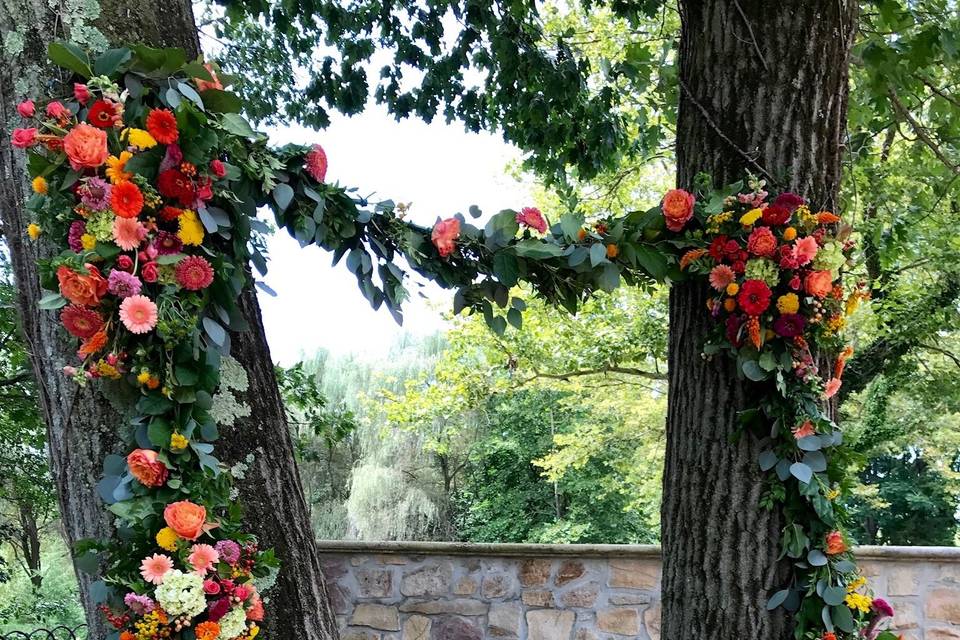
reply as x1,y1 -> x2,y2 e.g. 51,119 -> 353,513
81,234 -> 97,251
739,208 -> 763,226
845,592 -> 871,614
845,293 -> 862,316
178,209 -> 205,246
846,576 -> 867,593
31,176 -> 48,194
170,432 -> 188,450
826,487 -> 841,501
725,282 -> 739,296
124,128 -> 157,150
136,371 -> 151,385
776,293 -> 800,315
27,223 -> 42,240
250,625 -> 260,639
95,360 -> 121,379
155,527 -> 179,552
105,151 -> 133,184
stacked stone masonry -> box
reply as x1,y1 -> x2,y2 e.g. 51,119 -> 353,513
317,542 -> 960,639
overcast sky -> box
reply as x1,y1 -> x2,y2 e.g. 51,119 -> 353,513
256,110 -> 531,365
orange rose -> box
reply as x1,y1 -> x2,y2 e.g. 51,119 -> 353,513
63,123 -> 108,171
57,264 -> 107,306
804,270 -> 833,299
662,188 -> 696,232
431,218 -> 460,258
127,449 -> 169,488
825,531 -> 847,555
164,500 -> 207,540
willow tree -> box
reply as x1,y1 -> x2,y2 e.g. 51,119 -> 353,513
0,4 -> 338,639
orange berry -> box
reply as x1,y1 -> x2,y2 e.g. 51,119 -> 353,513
782,227 -> 797,241
577,228 -> 587,241
723,298 -> 737,312
606,243 -> 619,259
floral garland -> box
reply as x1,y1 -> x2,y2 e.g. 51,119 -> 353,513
15,43 -> 896,640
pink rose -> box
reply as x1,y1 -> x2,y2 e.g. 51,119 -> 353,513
45,101 -> 70,120
73,84 -> 90,104
203,579 -> 221,595
11,128 -> 37,148
141,262 -> 159,283
431,218 -> 461,258
234,585 -> 252,601
17,100 -> 35,118
63,123 -> 108,170
116,255 -> 134,272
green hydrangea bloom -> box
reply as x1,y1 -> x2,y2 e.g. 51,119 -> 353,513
813,240 -> 845,277
85,209 -> 115,242
155,570 -> 206,618
219,606 -> 249,639
745,258 -> 781,287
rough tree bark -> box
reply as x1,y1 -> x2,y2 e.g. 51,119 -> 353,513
0,3 -> 338,639
661,2 -> 857,639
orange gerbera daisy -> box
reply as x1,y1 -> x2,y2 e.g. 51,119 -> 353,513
105,151 -> 133,184
78,328 -> 108,356
817,211 -> 840,224
680,248 -> 707,270
111,181 -> 144,219
146,108 -> 179,145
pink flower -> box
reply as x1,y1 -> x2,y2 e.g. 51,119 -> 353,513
159,143 -> 183,172
305,144 -> 328,182
188,544 -> 220,576
792,236 -> 819,266
431,217 -> 460,258
203,579 -> 221,595
210,159 -> 226,178
215,540 -> 241,564
708,264 -> 735,292
234,585 -> 252,601
823,377 -> 842,399
17,100 -> 35,118
119,295 -> 158,334
746,226 -> 778,257
789,275 -> 801,290
141,262 -> 159,284
113,217 -> 147,251
11,128 -> 38,148
107,270 -> 142,298
154,231 -> 183,255
74,83 -> 91,104
515,206 -> 547,233
78,177 -> 112,211
140,553 -> 174,585
871,598 -> 894,618
116,255 -> 134,272
792,420 -> 816,439
45,101 -> 70,120
175,255 -> 214,290
124,593 -> 155,614
68,221 -> 87,252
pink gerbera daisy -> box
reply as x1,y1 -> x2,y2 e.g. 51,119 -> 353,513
175,255 -> 214,291
708,264 -> 736,292
792,236 -> 819,266
304,144 -> 328,182
188,544 -> 220,576
119,295 -> 158,334
823,377 -> 842,399
140,553 -> 173,585
113,217 -> 147,251
515,206 -> 548,233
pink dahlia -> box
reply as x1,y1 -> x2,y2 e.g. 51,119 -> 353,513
61,305 -> 103,339
215,539 -> 241,564
107,270 -> 142,298
175,255 -> 214,291
515,206 -> 548,233
113,217 -> 147,251
708,264 -> 736,292
154,231 -> 183,256
78,177 -> 111,211
305,144 -> 328,182
119,295 -> 158,334
188,543 -> 220,576
139,553 -> 173,585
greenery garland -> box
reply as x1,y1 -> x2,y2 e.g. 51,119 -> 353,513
12,42 -> 897,640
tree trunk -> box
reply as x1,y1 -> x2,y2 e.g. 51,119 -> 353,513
18,501 -> 43,590
661,2 -> 857,639
0,6 -> 338,639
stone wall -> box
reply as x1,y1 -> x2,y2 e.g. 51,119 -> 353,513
316,542 -> 960,640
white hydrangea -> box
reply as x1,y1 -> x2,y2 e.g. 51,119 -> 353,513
218,606 -> 249,639
155,570 -> 206,618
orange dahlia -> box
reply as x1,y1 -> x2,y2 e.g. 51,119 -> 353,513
111,181 -> 144,219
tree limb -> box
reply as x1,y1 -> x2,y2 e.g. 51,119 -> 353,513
888,86 -> 960,174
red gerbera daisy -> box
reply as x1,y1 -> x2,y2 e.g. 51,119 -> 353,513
157,169 -> 195,206
145,108 -> 179,145
737,279 -> 772,316
159,205 -> 183,222
61,304 -> 103,339
111,181 -> 144,219
175,255 -> 214,291
87,100 -> 119,129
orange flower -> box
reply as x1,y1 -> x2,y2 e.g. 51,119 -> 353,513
662,188 -> 696,232
111,181 -> 144,218
823,633 -> 837,640
804,270 -> 833,298
817,211 -> 840,224
606,243 -> 619,259
723,298 -> 736,312
747,316 -> 761,349
57,264 -> 107,306
78,328 -> 108,356
164,500 -> 207,540
196,621 -> 221,640
120,632 -> 136,640
194,63 -> 223,92
680,248 -> 707,270
106,152 -> 133,184
146,108 -> 179,145
431,218 -> 460,258
834,345 -> 854,379
63,123 -> 108,170
576,228 -> 587,241
825,530 -> 847,555
792,420 -> 816,439
127,449 -> 169,487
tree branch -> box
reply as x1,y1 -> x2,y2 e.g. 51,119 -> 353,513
888,86 -> 960,174
521,365 -> 667,386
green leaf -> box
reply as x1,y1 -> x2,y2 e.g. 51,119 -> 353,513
597,263 -> 621,293
790,462 -> 813,484
48,41 -> 92,77
147,419 -> 173,448
219,113 -> 256,138
199,89 -> 242,113
484,210 -> 519,247
38,292 -> 67,310
513,240 -> 564,259
633,245 -> 669,281
758,350 -> 777,371
177,81 -> 204,108
93,48 -> 132,76
741,360 -> 768,381
766,589 -> 789,610
560,212 -> 584,239
273,183 -> 295,212
174,365 -> 199,386
807,549 -> 828,567
758,450 -> 778,471
507,307 -> 522,330
822,586 -> 846,607
203,317 -> 227,347
590,242 -> 608,267
831,605 -> 855,633
137,395 -> 173,416
493,252 -> 519,287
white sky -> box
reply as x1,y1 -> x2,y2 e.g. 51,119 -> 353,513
256,111 -> 531,365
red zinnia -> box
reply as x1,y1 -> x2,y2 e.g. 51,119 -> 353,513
146,108 -> 179,145
761,205 -> 791,226
111,181 -> 144,218
737,279 -> 772,316
175,255 -> 214,290
87,100 -> 118,129
61,304 -> 103,339
157,169 -> 195,206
